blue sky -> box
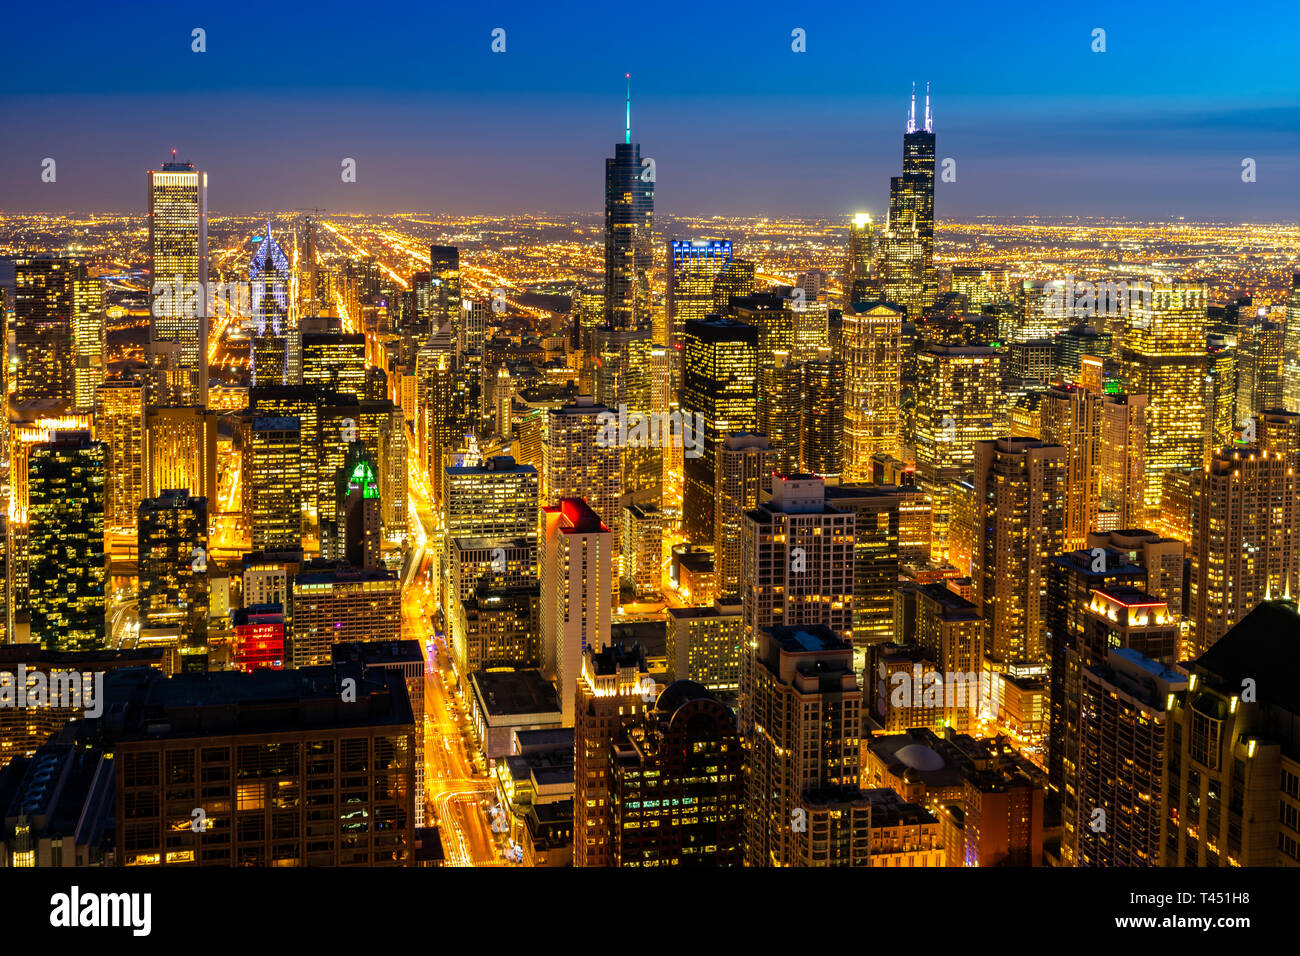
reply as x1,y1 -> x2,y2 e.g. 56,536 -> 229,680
2,0 -> 1298,218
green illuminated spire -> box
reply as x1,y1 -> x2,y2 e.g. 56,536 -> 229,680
625,73 -> 631,145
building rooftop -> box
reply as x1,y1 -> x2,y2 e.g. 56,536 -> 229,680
471,668 -> 561,718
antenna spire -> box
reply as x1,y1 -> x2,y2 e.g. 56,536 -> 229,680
625,73 -> 631,144
907,82 -> 916,133
924,82 -> 933,132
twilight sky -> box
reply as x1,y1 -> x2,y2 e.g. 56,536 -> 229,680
2,0 -> 1298,219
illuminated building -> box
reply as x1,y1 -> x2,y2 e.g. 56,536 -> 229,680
1060,590 -> 1181,866
1044,547 -> 1148,811
13,256 -> 78,404
232,604 -> 285,671
448,537 -> 537,606
1205,340 -> 1238,455
710,257 -> 755,318
429,245 -> 461,343
145,405 -> 218,501
610,681 -> 744,866
541,498 -> 612,728
444,455 -> 538,544
1072,650 -> 1184,865
713,433 -> 776,601
842,213 -> 877,309
864,728 -> 1045,867
682,318 -> 757,542
914,345 -> 1002,554
357,400 -> 407,545
250,384 -> 340,532
950,265 -> 1007,309
665,600 -> 741,694
333,445 -> 381,570
1189,415 -> 1300,655
545,397 -> 621,575
249,416 -> 302,552
879,85 -> 936,317
743,623 -> 863,866
416,334 -> 456,498
800,350 -> 845,479
0,646 -> 162,767
106,665 -> 414,866
147,157 -> 208,407
620,502 -> 663,598
1055,326 -> 1113,385
93,379 -> 146,534
761,351 -> 801,473
971,437 -> 1066,670
333,640 -> 428,827
1118,282 -> 1209,513
667,239 -> 731,350
604,77 -> 654,331
1098,392 -> 1148,528
1284,273 -> 1300,411
842,301 -> 902,480
887,581 -> 983,735
574,642 -> 651,866
28,431 -> 107,652
455,583 -> 541,678
70,269 -> 104,414
825,485 -> 908,650
592,326 -> 656,495
738,476 -> 855,729
1041,384 -> 1103,550
138,489 -> 209,673
1087,528 -> 1186,619
249,224 -> 294,387
303,332 -> 366,397
1165,601 -> 1300,866
1235,314 -> 1284,422
290,565 -> 401,666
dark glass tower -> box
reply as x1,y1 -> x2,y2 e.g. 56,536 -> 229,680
250,223 -> 293,387
604,75 -> 655,331
881,84 -> 937,317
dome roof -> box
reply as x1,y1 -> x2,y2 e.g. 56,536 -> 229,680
895,743 -> 945,773
655,679 -> 713,713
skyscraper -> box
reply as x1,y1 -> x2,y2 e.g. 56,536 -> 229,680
28,431 -> 107,652
1098,391 -> 1148,529
841,213 -> 876,310
574,642 -> 651,866
879,84 -> 937,317
249,416 -> 303,552
738,476 -> 855,725
70,268 -> 105,413
666,239 -> 731,350
713,433 -> 776,601
1040,384 -> 1103,551
334,444 -> 382,571
610,680 -> 744,866
545,397 -> 622,574
604,76 -> 654,331
138,489 -> 209,673
682,318 -> 758,542
743,623 -> 864,867
800,349 -> 846,479
842,301 -> 902,480
249,223 -> 294,387
541,498 -> 613,728
94,379 -> 146,535
148,156 -> 209,407
1118,282 -> 1209,513
1284,273 -> 1300,412
145,406 -> 219,501
13,256 -> 78,405
429,245 -> 462,341
1188,412 -> 1300,655
971,437 -> 1067,670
